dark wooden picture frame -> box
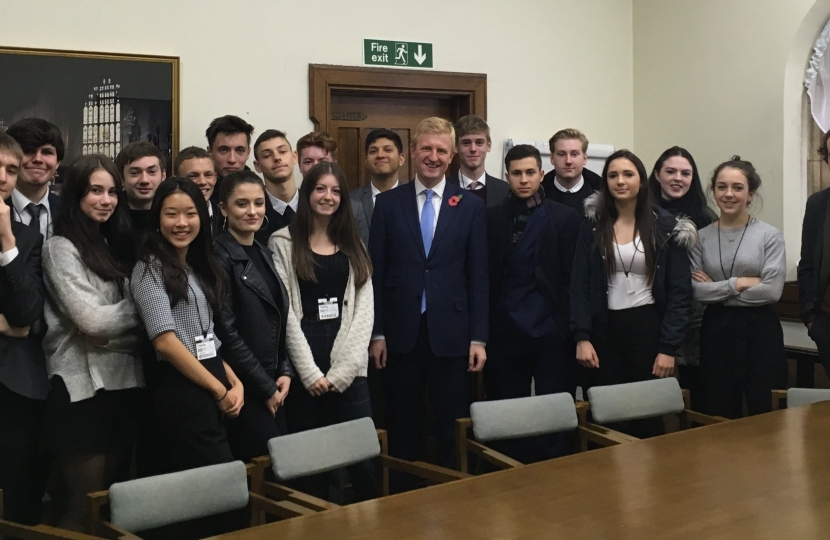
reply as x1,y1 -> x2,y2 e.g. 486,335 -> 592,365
0,46 -> 180,172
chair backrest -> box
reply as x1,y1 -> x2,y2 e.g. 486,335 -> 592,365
587,378 -> 685,424
268,417 -> 380,481
108,461 -> 249,532
470,393 -> 578,442
787,388 -> 830,408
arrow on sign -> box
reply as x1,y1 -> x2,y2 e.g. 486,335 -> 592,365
413,45 -> 427,65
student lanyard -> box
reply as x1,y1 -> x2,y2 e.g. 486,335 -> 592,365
717,217 -> 752,280
187,282 -> 209,338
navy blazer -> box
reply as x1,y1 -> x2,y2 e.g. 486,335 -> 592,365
446,172 -> 510,208
487,198 -> 580,339
0,221 -> 49,400
369,180 -> 488,357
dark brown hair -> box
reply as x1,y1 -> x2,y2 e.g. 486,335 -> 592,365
296,132 -> 337,160
819,131 -> 830,162
173,146 -> 213,176
55,155 -> 135,280
597,149 -> 658,281
289,162 -> 372,288
709,155 -> 762,194
116,141 -> 166,176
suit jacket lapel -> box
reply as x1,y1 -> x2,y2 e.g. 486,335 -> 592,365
429,183 -> 461,258
400,183 -> 427,259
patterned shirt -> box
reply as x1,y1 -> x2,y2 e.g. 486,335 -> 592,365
131,258 -> 221,361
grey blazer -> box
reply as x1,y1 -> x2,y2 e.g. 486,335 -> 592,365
350,184 -> 375,247
446,172 -> 510,208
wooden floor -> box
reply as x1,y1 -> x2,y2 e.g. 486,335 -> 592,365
209,402 -> 830,539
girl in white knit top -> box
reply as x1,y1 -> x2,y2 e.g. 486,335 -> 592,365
41,155 -> 143,532
269,161 -> 375,501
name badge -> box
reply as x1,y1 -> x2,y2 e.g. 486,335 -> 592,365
318,298 -> 339,321
195,333 -> 217,361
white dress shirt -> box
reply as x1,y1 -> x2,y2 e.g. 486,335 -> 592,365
267,189 -> 299,216
371,180 -> 399,205
414,176 -> 445,232
459,171 -> 486,190
553,175 -> 585,193
11,189 -> 51,240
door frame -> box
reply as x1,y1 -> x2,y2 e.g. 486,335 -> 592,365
308,64 -> 487,134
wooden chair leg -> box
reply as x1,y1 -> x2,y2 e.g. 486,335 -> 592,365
771,389 -> 787,411
455,418 -> 471,474
376,429 -> 390,497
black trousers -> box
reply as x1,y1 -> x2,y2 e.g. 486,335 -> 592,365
153,357 -> 233,473
0,384 -> 46,525
284,377 -> 375,502
226,394 -> 285,464
589,304 -> 664,438
700,304 -> 786,419
484,328 -> 573,461
809,312 -> 830,379
384,314 -> 470,478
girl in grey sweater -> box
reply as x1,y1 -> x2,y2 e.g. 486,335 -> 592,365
689,156 -> 786,419
41,155 -> 143,532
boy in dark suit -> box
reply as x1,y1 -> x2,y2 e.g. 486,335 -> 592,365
0,132 -> 49,524
350,129 -> 404,246
369,117 -> 487,483
485,144 -> 580,461
541,128 -> 601,214
5,118 -> 63,241
447,115 -> 510,208
252,129 -> 299,244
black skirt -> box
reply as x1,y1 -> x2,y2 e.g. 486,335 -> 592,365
43,376 -> 142,457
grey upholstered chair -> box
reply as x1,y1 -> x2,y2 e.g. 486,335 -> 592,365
250,417 -> 468,517
455,392 -> 580,473
88,461 -> 280,538
579,378 -> 726,449
771,388 -> 830,410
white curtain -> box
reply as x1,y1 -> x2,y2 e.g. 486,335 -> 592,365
806,18 -> 830,133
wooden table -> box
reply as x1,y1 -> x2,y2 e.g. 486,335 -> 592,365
210,403 -> 830,539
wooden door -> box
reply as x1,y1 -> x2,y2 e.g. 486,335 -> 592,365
309,65 -> 487,191
330,92 -> 465,190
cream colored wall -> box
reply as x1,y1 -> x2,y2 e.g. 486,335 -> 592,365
1,0 -> 634,178
633,0 -> 827,277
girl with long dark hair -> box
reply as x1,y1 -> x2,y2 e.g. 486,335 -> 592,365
214,170 -> 294,462
41,154 -> 143,531
648,147 -> 717,409
131,178 -> 243,472
571,149 -> 695,437
269,161 -> 375,501
690,157 -> 786,418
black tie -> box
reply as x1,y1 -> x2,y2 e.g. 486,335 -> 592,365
26,204 -> 42,231
283,206 -> 296,223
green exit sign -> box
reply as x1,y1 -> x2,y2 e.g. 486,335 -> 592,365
364,39 -> 433,69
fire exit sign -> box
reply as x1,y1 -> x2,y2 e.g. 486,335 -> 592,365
363,39 -> 433,69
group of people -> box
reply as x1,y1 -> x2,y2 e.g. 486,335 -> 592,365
0,109 -> 815,531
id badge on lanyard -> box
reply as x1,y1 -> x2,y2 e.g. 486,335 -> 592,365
195,332 -> 217,360
318,298 -> 339,321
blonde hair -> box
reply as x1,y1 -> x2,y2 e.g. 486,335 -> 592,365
412,117 -> 456,151
0,132 -> 23,164
549,128 -> 589,154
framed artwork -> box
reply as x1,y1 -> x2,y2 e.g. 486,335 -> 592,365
0,46 -> 179,173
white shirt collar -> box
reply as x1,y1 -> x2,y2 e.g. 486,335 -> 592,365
414,177 -> 446,199
459,171 -> 486,189
207,201 -> 213,218
267,189 -> 299,215
371,180 -> 399,199
553,175 -> 584,193
11,188 -> 49,216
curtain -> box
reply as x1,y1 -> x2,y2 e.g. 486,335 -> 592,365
806,18 -> 830,133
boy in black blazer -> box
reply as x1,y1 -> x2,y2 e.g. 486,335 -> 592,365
485,144 -> 580,461
0,133 -> 49,524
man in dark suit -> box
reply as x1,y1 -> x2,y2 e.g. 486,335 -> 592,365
351,129 -> 404,246
174,147 -> 222,237
253,129 -> 298,244
446,115 -> 510,208
369,117 -> 487,482
206,115 -> 255,205
799,129 -> 830,378
0,133 -> 50,524
541,128 -> 602,214
116,141 -> 167,248
485,144 -> 580,461
5,118 -> 63,240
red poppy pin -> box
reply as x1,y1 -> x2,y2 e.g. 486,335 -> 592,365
449,193 -> 462,207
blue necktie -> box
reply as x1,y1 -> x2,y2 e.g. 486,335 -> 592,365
420,189 -> 435,313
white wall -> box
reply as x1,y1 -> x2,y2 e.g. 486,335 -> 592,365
633,0 -> 825,275
1,0 -> 634,177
